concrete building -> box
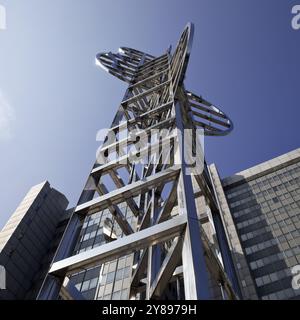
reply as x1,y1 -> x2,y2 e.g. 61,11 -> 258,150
210,148 -> 300,300
0,181 -> 70,300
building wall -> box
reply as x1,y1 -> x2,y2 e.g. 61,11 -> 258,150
0,181 -> 69,300
26,208 -> 72,299
215,148 -> 300,300
209,164 -> 258,300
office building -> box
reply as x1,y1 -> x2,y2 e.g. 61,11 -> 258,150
0,181 -> 70,299
210,148 -> 300,300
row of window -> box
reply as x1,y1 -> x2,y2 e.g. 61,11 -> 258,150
261,287 -> 299,300
231,196 -> 298,214
104,266 -> 131,284
226,163 -> 300,200
245,219 -> 299,241
228,180 -> 300,204
245,238 -> 279,256
241,225 -> 272,242
255,265 -> 298,288
245,230 -> 300,262
99,289 -> 129,300
249,247 -> 300,271
96,256 -> 133,300
242,219 -> 300,245
236,213 -> 266,230
76,277 -> 99,293
232,197 -> 300,221
75,203 -> 135,254
81,227 -> 103,242
230,186 -> 300,209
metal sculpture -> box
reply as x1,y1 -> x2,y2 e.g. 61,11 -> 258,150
38,23 -> 239,300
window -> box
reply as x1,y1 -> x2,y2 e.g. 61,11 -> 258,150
255,278 -> 263,287
89,278 -> 98,289
83,234 -> 89,241
123,266 -> 131,278
112,291 -> 121,300
270,273 -> 278,282
75,283 -> 81,290
116,269 -> 124,281
83,289 -> 95,300
106,272 -> 115,284
121,289 -> 128,300
273,197 -> 279,203
81,280 -> 90,292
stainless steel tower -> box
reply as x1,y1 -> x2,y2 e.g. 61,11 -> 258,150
38,23 -> 240,300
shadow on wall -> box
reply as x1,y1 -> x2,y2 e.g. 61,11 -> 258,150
226,176 -> 299,300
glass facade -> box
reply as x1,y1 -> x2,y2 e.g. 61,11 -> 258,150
224,161 -> 300,299
68,201 -> 138,300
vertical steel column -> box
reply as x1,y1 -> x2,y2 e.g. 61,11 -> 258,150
174,102 -> 211,299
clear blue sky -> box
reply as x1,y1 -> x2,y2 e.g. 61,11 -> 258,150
0,0 -> 299,229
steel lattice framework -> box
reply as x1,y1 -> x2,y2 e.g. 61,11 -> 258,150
38,23 -> 239,300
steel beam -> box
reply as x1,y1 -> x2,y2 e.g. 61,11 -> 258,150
149,236 -> 183,298
174,101 -> 211,300
49,214 -> 187,276
75,166 -> 180,216
95,183 -> 134,235
60,277 -> 86,300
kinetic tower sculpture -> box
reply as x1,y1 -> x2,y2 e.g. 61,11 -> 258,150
39,23 -> 239,300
